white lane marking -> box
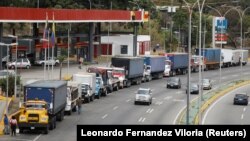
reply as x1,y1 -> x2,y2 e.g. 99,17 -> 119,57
149,109 -> 154,113
126,99 -> 131,102
113,106 -> 118,110
102,114 -> 108,119
138,117 -> 146,123
221,77 -> 226,80
176,91 -> 183,94
232,74 -> 239,77
155,101 -> 163,105
146,108 -> 151,113
142,118 -> 146,122
241,114 -> 244,120
243,107 -> 246,112
138,117 -> 143,122
243,72 -> 250,75
152,97 -> 156,100
173,106 -> 187,124
0,138 -> 33,141
173,99 -> 185,102
164,96 -> 172,100
33,134 -> 42,141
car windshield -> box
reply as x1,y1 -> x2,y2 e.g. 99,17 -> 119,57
203,79 -> 209,84
26,103 -> 46,109
169,78 -> 179,82
191,84 -> 198,89
137,89 -> 149,95
235,94 -> 247,98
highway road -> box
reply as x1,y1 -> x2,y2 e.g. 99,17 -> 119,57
202,84 -> 250,125
1,64 -> 250,141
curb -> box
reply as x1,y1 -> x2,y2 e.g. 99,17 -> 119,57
194,80 -> 250,124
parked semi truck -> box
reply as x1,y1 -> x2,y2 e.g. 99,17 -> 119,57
238,49 -> 249,65
18,80 -> 67,134
73,73 -> 96,103
87,67 -> 119,93
196,48 -> 221,70
65,81 -> 81,115
111,67 -> 126,89
111,57 -> 144,87
164,53 -> 188,76
142,56 -> 165,81
191,55 -> 206,72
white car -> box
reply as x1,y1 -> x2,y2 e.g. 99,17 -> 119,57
7,58 -> 31,69
134,88 -> 152,105
35,57 -> 59,66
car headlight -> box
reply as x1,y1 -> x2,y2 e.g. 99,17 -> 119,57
19,115 -> 26,121
40,116 -> 48,122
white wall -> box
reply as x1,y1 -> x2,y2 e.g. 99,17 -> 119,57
101,35 -> 150,56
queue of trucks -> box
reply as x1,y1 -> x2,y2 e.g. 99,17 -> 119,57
17,48 -> 248,134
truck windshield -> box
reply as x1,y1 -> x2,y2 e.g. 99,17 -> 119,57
26,103 -> 46,109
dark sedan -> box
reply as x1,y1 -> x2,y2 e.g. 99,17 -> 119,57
166,77 -> 181,89
186,83 -> 199,94
234,93 -> 249,105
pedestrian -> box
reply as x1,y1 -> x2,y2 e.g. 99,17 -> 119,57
77,97 -> 82,115
9,116 -> 17,136
3,114 -> 9,135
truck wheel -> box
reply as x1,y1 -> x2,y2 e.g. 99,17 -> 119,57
103,90 -> 107,96
86,97 -> 90,103
92,94 -> 95,101
96,92 -> 101,99
116,85 -> 119,91
44,126 -> 49,134
58,110 -> 64,121
19,128 -> 24,134
68,110 -> 72,115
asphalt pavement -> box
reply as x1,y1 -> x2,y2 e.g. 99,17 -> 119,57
0,63 -> 250,141
202,84 -> 250,124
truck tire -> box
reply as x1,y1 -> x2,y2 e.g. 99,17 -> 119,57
60,110 -> 64,121
96,92 -> 101,99
68,109 -> 72,115
85,97 -> 90,103
91,94 -> 95,101
102,89 -> 107,96
44,126 -> 49,134
19,128 -> 24,134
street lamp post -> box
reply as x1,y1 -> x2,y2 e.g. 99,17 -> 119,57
183,0 -> 198,125
8,35 -> 18,98
88,0 -> 92,9
197,0 -> 206,125
193,26 -> 198,49
0,42 -> 17,114
128,1 -> 140,10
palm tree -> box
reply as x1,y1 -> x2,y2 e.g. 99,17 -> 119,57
57,55 -> 66,80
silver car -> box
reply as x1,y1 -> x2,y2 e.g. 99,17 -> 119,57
134,88 -> 152,105
202,79 -> 212,90
7,58 -> 31,69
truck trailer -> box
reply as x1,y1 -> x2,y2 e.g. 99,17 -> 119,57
111,57 -> 144,87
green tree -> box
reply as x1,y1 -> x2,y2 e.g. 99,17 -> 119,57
0,75 -> 21,97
